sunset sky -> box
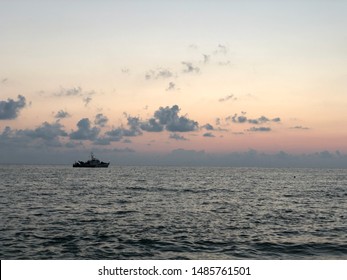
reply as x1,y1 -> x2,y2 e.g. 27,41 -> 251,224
1,0 -> 347,166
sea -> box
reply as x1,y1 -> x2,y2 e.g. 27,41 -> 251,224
0,165 -> 346,260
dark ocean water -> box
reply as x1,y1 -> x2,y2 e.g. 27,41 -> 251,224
0,165 -> 346,259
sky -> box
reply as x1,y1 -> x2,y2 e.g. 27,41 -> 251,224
1,0 -> 347,166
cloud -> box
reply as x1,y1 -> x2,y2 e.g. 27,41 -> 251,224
112,147 -> 135,153
54,86 -> 96,106
247,127 -> 271,132
290,126 -> 310,130
219,94 -> 237,102
218,61 -> 231,66
166,82 -> 177,91
0,122 -> 68,148
105,116 -> 143,142
21,121 -> 68,141
2,78 -> 8,84
169,133 -> 188,141
203,54 -> 210,64
145,68 -> 174,80
182,62 -> 200,73
0,95 -> 27,120
94,113 -> 108,127
248,116 -> 270,124
154,105 -> 199,132
104,105 -> 198,141
55,86 -> 82,96
231,114 -> 248,123
140,118 -> 164,132
214,44 -> 229,55
188,44 -> 198,50
0,122 -> 68,150
121,68 -> 130,74
230,113 -> 281,125
202,123 -> 214,130
203,132 -> 215,137
83,96 -> 92,106
55,110 -> 70,119
70,118 -> 100,140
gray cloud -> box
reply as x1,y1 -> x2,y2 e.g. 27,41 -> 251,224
125,116 -> 143,136
231,114 -> 248,123
247,127 -> 271,132
108,105 -> 198,138
154,105 -> 199,132
203,132 -> 215,137
248,116 -> 270,124
214,44 -> 229,55
202,123 -> 214,130
55,86 -> 82,96
21,121 -> 68,141
169,133 -> 188,141
140,118 -> 164,132
230,113 -> 281,125
0,95 -> 27,120
290,126 -> 310,130
166,82 -> 177,91
93,137 -> 111,146
203,54 -> 210,64
54,86 -> 96,106
145,68 -> 174,80
182,62 -> 200,73
70,118 -> 100,140
0,122 -> 68,148
83,96 -> 92,106
105,116 -> 143,142
55,110 -> 70,119
94,113 -> 108,127
219,94 -> 237,102
121,68 -> 130,74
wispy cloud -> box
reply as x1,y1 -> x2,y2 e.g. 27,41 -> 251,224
247,127 -> 271,132
53,86 -> 96,106
145,68 -> 174,80
219,94 -> 237,102
166,82 -> 177,91
290,126 -> 310,130
54,110 -> 70,119
202,54 -> 210,64
182,62 -> 200,73
229,113 -> 281,125
213,44 -> 229,55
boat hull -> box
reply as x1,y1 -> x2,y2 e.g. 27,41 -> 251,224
73,163 -> 109,168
